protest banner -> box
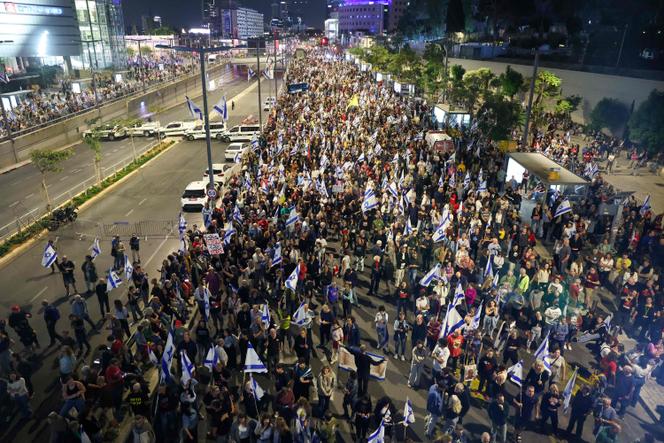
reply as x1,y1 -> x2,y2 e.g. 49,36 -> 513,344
204,234 -> 224,255
338,347 -> 388,380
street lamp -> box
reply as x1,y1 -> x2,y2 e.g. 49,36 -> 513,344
125,36 -> 151,91
156,43 -> 236,191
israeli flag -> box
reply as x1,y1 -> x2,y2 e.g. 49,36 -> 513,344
90,238 -> 101,259
403,398 -> 415,426
362,190 -> 379,213
202,207 -> 212,228
292,302 -> 307,326
452,283 -> 465,307
286,209 -> 300,227
387,182 -> 399,198
285,264 -> 300,292
244,341 -> 268,373
250,374 -> 265,400
492,272 -> 500,288
260,303 -> 271,328
554,199 -> 572,218
203,346 -> 219,371
419,263 -> 441,287
463,172 -> 471,189
403,218 -> 414,236
223,223 -> 236,245
507,360 -> 524,386
247,67 -> 256,80
42,243 -> 58,268
185,95 -> 203,120
271,243 -> 282,267
160,329 -> 176,381
148,348 -> 159,366
124,255 -> 133,281
440,304 -> 464,339
180,351 -> 195,385
262,67 -> 273,80
178,212 -> 186,234
534,332 -> 552,372
449,171 -> 456,188
203,286 -> 211,320
562,367 -> 578,413
478,168 -> 484,182
317,180 -> 329,199
107,269 -> 122,291
640,195 -> 651,216
356,152 -> 366,164
470,302 -> 483,329
233,205 -> 243,224
374,142 -> 382,155
432,213 -> 451,243
478,179 -> 487,193
213,95 -> 228,120
549,188 -> 560,205
392,152 -> 399,164
367,420 -> 385,443
484,257 -> 493,280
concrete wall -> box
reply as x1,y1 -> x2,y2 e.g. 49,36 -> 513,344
448,57 -> 664,124
0,63 -> 228,170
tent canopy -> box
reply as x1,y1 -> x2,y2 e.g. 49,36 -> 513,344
507,152 -> 589,186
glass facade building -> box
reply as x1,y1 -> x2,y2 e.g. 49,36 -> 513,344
73,0 -> 126,70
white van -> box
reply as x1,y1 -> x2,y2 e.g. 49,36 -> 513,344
184,122 -> 227,141
181,180 -> 208,211
220,124 -> 260,142
158,121 -> 197,137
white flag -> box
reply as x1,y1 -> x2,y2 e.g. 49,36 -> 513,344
90,238 -> 101,259
180,351 -> 195,385
562,367 -> 578,413
250,374 -> 265,400
244,341 -> 267,373
42,244 -> 58,268
106,269 -> 122,291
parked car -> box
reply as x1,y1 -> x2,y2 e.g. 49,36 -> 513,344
184,122 -> 227,141
82,124 -> 127,141
125,120 -> 161,137
203,163 -> 232,183
224,142 -> 248,162
219,124 -> 260,142
157,121 -> 197,137
181,180 -> 209,211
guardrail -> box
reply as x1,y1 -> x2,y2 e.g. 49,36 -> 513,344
0,137 -> 161,243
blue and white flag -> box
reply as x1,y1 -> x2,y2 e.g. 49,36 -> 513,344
203,286 -> 211,320
90,238 -> 101,259
0,72 -> 10,84
262,67 -> 274,80
478,179 -> 487,193
562,367 -> 578,413
387,182 -> 399,198
185,95 -> 203,120
124,255 -> 133,281
470,302 -> 483,329
484,257 -> 493,280
507,360 -> 523,386
107,269 -> 122,291
180,351 -> 195,385
148,348 -> 159,366
463,172 -> 471,189
247,67 -> 256,80
362,189 -> 379,213
213,95 -> 228,120
403,218 -> 414,236
233,205 -> 243,224
292,302 -> 307,326
419,263 -> 441,287
160,329 -> 176,381
534,332 -> 552,372
584,162 -> 599,178
202,207 -> 212,228
356,152 -> 366,164
554,199 -> 572,218
42,243 -> 58,268
403,398 -> 415,426
271,243 -> 282,267
452,283 -> 465,307
285,264 -> 300,292
223,223 -> 236,245
244,341 -> 268,373
250,374 -> 265,399
432,213 -> 451,243
260,303 -> 271,328
640,195 -> 651,216
478,168 -> 484,182
178,212 -> 187,252
449,172 -> 456,188
285,209 -> 299,227
203,346 -> 219,371
492,272 -> 500,288
367,420 -> 385,443
440,305 -> 464,339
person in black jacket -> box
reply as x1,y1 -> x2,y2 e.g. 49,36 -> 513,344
565,385 -> 593,437
345,344 -> 383,396
354,395 -> 372,441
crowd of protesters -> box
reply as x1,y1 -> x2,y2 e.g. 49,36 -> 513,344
0,54 -> 201,138
0,46 -> 662,443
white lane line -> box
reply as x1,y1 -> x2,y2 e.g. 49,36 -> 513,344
26,193 -> 34,198
110,224 -> 116,231
9,201 -> 19,207
145,232 -> 172,267
29,286 -> 48,303
125,208 -> 134,217
59,175 -> 70,181
71,168 -> 82,173
112,148 -> 119,153
137,198 -> 147,206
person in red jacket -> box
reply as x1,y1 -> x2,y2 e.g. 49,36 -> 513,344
447,329 -> 464,372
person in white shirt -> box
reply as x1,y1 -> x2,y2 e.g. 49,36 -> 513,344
7,372 -> 31,418
374,306 -> 389,351
431,339 -> 450,380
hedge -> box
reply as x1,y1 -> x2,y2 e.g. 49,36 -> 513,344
0,139 -> 175,258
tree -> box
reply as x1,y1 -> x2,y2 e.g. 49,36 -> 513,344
478,93 -> 524,140
628,90 -> 664,154
150,26 -> 175,36
497,66 -> 524,100
450,64 -> 466,83
31,148 -> 74,211
590,98 -> 629,136
460,68 -> 495,114
126,47 -> 136,58
554,95 -> 581,120
446,0 -> 466,34
528,70 -> 562,140
139,46 -> 153,56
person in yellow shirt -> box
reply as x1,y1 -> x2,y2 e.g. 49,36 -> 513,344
516,267 -> 530,295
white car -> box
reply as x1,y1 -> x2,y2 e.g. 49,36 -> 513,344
220,124 -> 260,142
181,180 -> 210,211
82,124 -> 127,141
203,163 -> 232,183
158,121 -> 197,137
262,97 -> 276,111
224,142 -> 248,162
184,122 -> 227,141
126,121 -> 161,137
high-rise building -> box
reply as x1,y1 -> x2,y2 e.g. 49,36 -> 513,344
271,2 -> 281,20
220,6 -> 264,39
326,0 -> 344,16
337,0 -> 389,35
202,0 -> 221,37
75,0 -> 127,69
388,0 -> 407,31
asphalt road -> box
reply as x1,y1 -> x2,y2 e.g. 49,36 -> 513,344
0,62 -> 280,241
0,75 -> 277,441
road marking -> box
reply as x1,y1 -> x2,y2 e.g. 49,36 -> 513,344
9,201 -> 19,207
29,286 -> 48,303
109,224 -> 116,231
59,175 -> 70,181
125,208 -> 134,217
26,193 -> 34,198
112,148 -> 119,153
145,232 -> 172,267
72,168 -> 82,173
137,198 -> 147,206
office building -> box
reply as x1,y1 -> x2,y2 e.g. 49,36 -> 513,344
221,6 -> 264,39
202,0 -> 221,37
74,0 -> 127,69
388,0 -> 407,31
337,0 -> 389,35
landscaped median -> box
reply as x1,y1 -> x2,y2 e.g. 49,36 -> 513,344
0,138 -> 176,260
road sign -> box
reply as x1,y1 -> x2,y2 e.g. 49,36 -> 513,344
207,188 -> 217,199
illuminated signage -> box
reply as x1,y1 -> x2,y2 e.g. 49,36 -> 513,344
0,2 -> 64,15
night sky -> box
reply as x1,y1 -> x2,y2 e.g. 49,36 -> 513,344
123,0 -> 327,31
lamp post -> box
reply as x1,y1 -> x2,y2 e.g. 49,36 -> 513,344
75,38 -> 102,107
156,43 -> 235,191
126,36 -> 150,91
521,49 -> 539,148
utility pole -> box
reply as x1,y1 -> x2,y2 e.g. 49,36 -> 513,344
521,49 -> 539,148
616,24 -> 628,67
256,40 -> 263,129
273,32 -> 279,97
156,43 -> 236,191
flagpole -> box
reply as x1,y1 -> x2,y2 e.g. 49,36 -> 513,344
256,40 -> 263,130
